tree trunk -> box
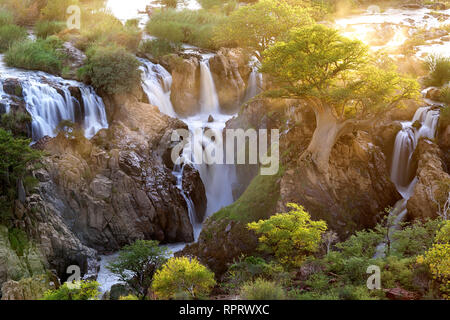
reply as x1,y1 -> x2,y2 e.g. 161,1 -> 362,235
301,107 -> 341,174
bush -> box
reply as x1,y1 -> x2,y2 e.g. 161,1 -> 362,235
0,24 -> 27,52
139,39 -> 182,58
146,9 -> 225,49
34,20 -> 66,39
119,294 -> 139,300
4,38 -> 65,74
43,280 -> 100,300
107,240 -> 169,299
239,279 -> 285,300
225,256 -> 288,290
152,257 -> 216,300
40,0 -> 79,21
247,203 -> 327,267
78,45 -> 142,95
426,55 -> 450,87
0,9 -> 14,27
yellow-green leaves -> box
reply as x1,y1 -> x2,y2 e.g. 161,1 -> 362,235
248,203 -> 327,267
152,257 -> 216,300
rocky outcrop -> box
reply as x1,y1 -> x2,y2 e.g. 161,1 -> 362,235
0,225 -> 47,291
407,138 -> 450,220
32,95 -> 206,253
278,130 -> 401,237
1,275 -> 57,300
210,48 -> 251,113
57,42 -> 87,80
167,55 -> 201,117
182,164 -> 207,222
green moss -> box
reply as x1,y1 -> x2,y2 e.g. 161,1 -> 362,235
212,167 -> 284,223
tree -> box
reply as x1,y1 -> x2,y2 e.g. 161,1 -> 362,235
151,257 -> 216,299
0,128 -> 42,220
260,24 -> 420,173
43,280 -> 100,300
107,240 -> 170,299
214,0 -> 312,54
247,203 -> 327,267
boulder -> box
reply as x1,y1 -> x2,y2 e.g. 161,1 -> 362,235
182,164 -> 207,222
1,275 -> 57,300
384,287 -> 420,300
57,42 -> 87,79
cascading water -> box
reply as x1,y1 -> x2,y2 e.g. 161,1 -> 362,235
139,58 -> 176,118
0,55 -> 108,141
375,105 -> 440,258
0,82 -> 9,114
244,57 -> 263,102
199,57 -> 220,115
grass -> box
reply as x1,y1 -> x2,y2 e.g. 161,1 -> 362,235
139,38 -> 182,58
145,9 -> 226,50
4,38 -> 66,75
425,55 -> 450,87
0,24 -> 27,52
34,20 -> 66,39
212,168 -> 283,223
0,8 -> 14,27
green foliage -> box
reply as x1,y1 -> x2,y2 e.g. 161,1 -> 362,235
152,257 -> 216,300
239,278 -> 286,300
1,111 -> 32,137
40,0 -> 79,22
0,24 -> 27,52
225,255 -> 288,290
139,39 -> 182,59
43,280 -> 100,300
34,20 -> 66,39
155,0 -> 183,8
146,9 -> 225,50
0,8 -> 14,26
392,219 -> 442,257
248,203 -> 327,267
107,240 -> 170,299
4,38 -> 65,74
214,0 -> 312,53
78,45 -> 141,95
213,170 -> 282,223
54,120 -> 84,140
0,128 -> 42,221
425,55 -> 450,87
8,228 -> 29,257
119,294 -> 139,300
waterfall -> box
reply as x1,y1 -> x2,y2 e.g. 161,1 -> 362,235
0,82 -> 10,114
199,58 -> 220,115
244,57 -> 263,102
0,55 -> 108,141
375,105 -> 440,258
21,80 -> 108,141
139,58 -> 177,118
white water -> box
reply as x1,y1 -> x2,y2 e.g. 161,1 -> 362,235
199,58 -> 220,115
0,82 -> 9,114
375,105 -> 440,258
0,55 -> 108,141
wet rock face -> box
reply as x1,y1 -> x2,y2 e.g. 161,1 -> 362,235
33,97 -> 205,252
182,164 -> 207,223
407,138 -> 450,220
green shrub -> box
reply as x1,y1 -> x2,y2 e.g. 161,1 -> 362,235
40,0 -> 79,21
139,39 -> 182,58
239,279 -> 286,300
43,280 -> 100,300
440,87 -> 450,107
78,45 -> 141,95
426,55 -> 450,87
152,257 -> 216,300
225,256 -> 288,290
34,21 -> 66,39
4,38 -> 65,74
0,24 -> 27,52
248,203 -> 327,267
146,9 -> 225,49
119,294 -> 139,300
0,8 -> 14,27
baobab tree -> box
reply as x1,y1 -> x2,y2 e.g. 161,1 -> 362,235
260,24 -> 419,174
